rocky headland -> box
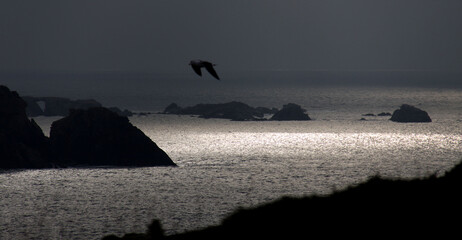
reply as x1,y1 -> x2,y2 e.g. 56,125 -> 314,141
50,107 -> 175,167
1,85 -> 175,169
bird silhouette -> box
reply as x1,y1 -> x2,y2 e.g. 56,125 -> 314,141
189,60 -> 220,80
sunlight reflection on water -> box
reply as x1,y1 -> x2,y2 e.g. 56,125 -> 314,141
2,113 -> 462,240
140,115 -> 462,179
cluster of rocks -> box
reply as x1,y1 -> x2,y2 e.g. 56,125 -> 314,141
23,96 -> 133,117
163,101 -> 277,121
2,82 -> 434,169
1,85 -> 175,169
164,101 -> 432,123
163,102 -> 310,121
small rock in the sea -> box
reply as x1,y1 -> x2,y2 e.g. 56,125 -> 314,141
390,104 -> 431,123
377,112 -> 392,116
362,113 -> 376,117
270,103 -> 311,121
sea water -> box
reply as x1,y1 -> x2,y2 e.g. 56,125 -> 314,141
1,86 -> 462,239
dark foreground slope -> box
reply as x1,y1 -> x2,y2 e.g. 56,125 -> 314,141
103,160 -> 462,239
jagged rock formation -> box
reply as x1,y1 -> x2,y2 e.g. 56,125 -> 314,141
0,86 -> 51,169
390,104 -> 431,122
270,103 -> 311,121
50,107 -> 175,167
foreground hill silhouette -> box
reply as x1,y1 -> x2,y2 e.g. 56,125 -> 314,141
103,160 -> 462,239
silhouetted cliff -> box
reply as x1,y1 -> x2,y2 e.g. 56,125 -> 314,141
1,85 -> 174,169
50,107 -> 175,167
0,86 -> 51,168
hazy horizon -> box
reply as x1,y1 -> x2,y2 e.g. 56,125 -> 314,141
1,0 -> 461,75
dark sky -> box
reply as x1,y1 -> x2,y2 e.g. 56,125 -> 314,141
1,0 -> 462,74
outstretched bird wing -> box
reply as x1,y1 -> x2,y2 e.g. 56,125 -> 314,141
203,62 -> 220,80
191,64 -> 202,76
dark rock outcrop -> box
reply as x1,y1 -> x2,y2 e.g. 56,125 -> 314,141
270,103 -> 311,121
362,113 -> 376,117
50,107 -> 175,167
377,112 -> 391,116
390,104 -> 431,123
163,103 -> 183,114
0,86 -> 51,169
163,102 -> 276,121
1,85 -> 172,169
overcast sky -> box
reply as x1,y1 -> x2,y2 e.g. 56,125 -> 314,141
1,0 -> 462,74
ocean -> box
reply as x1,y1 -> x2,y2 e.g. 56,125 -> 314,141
1,83 -> 462,239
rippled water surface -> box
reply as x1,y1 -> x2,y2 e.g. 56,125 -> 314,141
2,87 -> 462,239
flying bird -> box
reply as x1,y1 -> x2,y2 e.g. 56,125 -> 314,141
189,60 -> 220,80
